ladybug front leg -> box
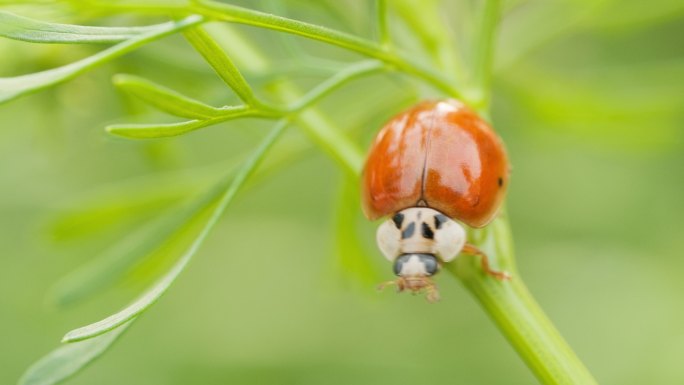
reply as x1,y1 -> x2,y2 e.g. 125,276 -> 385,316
461,244 -> 511,281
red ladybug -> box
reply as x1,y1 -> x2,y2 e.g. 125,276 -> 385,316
361,99 -> 510,302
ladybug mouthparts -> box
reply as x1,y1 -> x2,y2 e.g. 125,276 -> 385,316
378,275 -> 440,303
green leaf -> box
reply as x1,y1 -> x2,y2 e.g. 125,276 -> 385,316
49,188 -> 191,242
0,15 -> 204,105
0,11 -> 160,44
18,320 -> 132,385
113,74 -> 225,119
50,209 -> 202,308
105,107 -> 254,139
182,26 -> 261,107
106,120 -> 214,139
62,120 -> 288,343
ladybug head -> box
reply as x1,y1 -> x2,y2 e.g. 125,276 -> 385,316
375,207 -> 467,302
376,207 -> 467,269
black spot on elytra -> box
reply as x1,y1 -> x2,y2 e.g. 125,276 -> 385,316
392,213 -> 404,229
498,177 -> 504,187
434,214 -> 448,229
401,222 -> 415,239
421,223 -> 434,239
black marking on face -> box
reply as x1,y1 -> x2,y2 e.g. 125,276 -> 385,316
392,213 -> 404,229
434,214 -> 448,229
498,177 -> 504,187
401,222 -> 415,239
421,222 -> 434,239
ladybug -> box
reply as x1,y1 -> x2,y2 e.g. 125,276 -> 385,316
361,99 -> 511,302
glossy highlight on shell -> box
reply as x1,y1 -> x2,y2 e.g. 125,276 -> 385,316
361,99 -> 509,228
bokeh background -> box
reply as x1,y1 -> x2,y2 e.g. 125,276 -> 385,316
1,1 -> 683,384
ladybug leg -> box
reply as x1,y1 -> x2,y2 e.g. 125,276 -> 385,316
377,280 -> 397,291
377,278 -> 406,293
462,244 -> 512,281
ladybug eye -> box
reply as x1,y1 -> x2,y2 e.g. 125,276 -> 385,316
392,254 -> 439,276
420,254 -> 438,275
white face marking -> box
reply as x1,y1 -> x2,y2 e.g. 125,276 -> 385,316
377,219 -> 401,261
375,207 -> 466,262
434,217 -> 466,262
399,255 -> 428,276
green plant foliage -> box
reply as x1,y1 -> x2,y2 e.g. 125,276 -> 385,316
63,120 -> 287,342
8,1 -> 680,384
0,11 -> 156,44
112,74 -> 226,119
18,321 -> 132,385
0,15 -> 203,104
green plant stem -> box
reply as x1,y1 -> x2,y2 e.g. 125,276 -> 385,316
393,0 -> 464,86
471,0 -> 502,110
451,217 -> 598,385
275,82 -> 364,176
72,1 -> 460,98
376,0 -> 390,48
193,0 -> 461,97
286,60 -> 385,112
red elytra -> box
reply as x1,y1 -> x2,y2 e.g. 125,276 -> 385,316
361,99 -> 509,228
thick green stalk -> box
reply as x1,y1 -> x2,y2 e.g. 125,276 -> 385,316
450,217 -> 598,385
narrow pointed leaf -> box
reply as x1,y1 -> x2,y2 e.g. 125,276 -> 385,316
62,120 -> 288,343
106,107 -> 254,139
51,208 -> 201,307
182,26 -> 259,106
113,74 -> 225,119
0,15 -> 204,105
18,320 -> 132,385
0,11 -> 160,44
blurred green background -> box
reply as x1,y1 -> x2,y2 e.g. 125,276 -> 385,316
1,1 -> 683,384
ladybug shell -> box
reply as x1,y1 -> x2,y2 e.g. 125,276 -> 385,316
361,99 -> 509,228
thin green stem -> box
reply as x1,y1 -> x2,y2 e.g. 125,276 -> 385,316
189,1 -> 461,98
286,60 -> 386,112
54,0 -> 462,98
392,0 -> 464,86
62,118 -> 289,342
275,82 -> 364,176
0,15 -> 204,104
376,0 -> 390,48
471,0 -> 502,110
